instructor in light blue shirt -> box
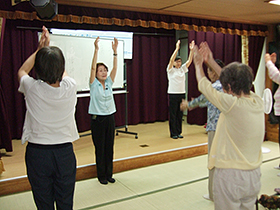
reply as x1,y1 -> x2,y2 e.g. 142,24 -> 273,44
88,37 -> 118,185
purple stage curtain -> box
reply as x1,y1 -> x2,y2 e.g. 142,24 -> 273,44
249,36 -> 265,78
1,20 -> 38,139
125,34 -> 174,125
187,30 -> 241,125
75,97 -> 91,133
0,18 -> 13,152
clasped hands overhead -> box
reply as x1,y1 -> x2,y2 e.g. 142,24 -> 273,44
180,42 -> 215,111
192,42 -> 213,67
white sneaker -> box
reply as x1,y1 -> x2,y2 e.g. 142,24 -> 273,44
274,166 -> 280,170
203,194 -> 211,201
277,173 -> 280,177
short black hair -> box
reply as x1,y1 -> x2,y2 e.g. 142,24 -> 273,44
215,59 -> 225,68
96,63 -> 108,76
220,62 -> 253,95
208,59 -> 225,72
175,56 -> 182,61
34,46 -> 65,84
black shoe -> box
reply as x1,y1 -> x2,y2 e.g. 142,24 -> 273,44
98,179 -> 108,185
178,135 -> 183,138
171,135 -> 178,139
107,177 -> 116,183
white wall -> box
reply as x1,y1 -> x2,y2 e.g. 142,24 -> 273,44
254,38 -> 267,98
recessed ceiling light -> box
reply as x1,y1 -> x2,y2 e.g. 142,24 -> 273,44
268,0 -> 280,6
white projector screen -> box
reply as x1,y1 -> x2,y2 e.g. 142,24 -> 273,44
44,33 -> 124,91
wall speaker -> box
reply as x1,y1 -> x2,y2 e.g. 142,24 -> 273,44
30,0 -> 58,20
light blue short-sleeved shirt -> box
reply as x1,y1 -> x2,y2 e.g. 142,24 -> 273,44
88,76 -> 116,115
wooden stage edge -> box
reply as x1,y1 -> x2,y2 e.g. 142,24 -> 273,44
0,143 -> 207,196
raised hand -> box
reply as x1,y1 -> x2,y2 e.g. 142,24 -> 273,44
112,37 -> 118,53
265,53 -> 271,63
199,42 -> 213,63
42,26 -> 50,47
193,45 -> 203,67
38,26 -> 50,50
271,52 -> 277,64
189,40 -> 195,50
94,36 -> 100,50
176,40 -> 180,50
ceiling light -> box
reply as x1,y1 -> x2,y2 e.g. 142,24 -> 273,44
268,0 -> 280,5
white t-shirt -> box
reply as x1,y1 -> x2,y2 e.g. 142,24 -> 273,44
167,63 -> 188,94
18,75 -> 79,145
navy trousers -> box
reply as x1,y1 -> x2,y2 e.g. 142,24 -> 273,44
26,142 -> 76,210
168,94 -> 185,137
91,114 -> 115,181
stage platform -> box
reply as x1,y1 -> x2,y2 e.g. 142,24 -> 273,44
0,121 -> 208,196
